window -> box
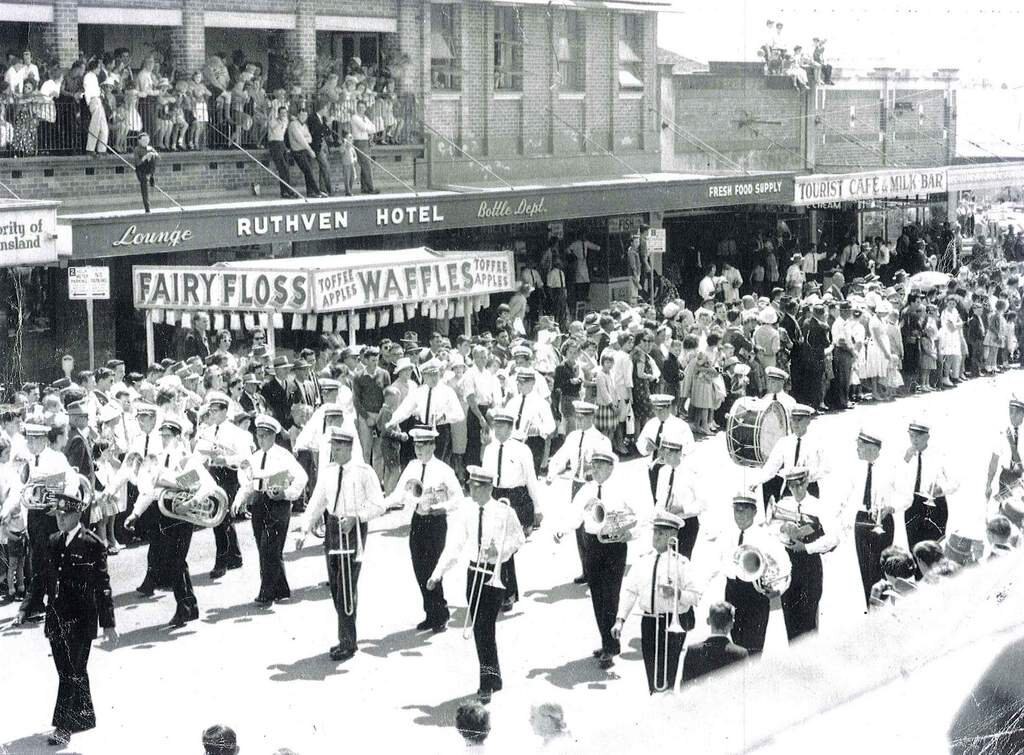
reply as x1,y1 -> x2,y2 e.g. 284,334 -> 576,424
493,7 -> 524,91
431,4 -> 461,91
555,11 -> 584,91
618,13 -> 644,90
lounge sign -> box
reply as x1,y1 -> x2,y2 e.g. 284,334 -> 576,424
133,267 -> 314,313
794,168 -> 948,206
71,174 -> 797,259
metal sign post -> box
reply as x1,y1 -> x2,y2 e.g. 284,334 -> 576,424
68,266 -> 111,371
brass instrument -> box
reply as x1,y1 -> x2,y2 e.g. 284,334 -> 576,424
463,498 -> 512,640
21,472 -> 94,514
585,500 -> 638,544
733,543 -> 791,599
652,536 -> 687,692
157,486 -> 229,528
195,438 -> 246,470
328,511 -> 364,617
769,499 -> 824,546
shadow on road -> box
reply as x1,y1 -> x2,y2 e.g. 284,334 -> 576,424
110,622 -> 198,650
359,627 -> 439,658
526,656 -> 620,690
283,546 -> 327,564
522,581 -> 589,605
1,731 -> 84,754
267,652 -> 352,682
401,693 -> 479,728
377,523 -> 411,539
620,637 -> 643,661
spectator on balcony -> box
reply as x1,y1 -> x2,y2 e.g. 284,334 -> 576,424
0,102 -> 12,153
227,50 -> 246,87
350,100 -> 378,194
229,79 -> 250,146
114,48 -> 133,89
203,55 -> 230,100
83,59 -> 109,156
4,57 -> 27,96
267,105 -> 296,199
319,72 -> 341,114
286,108 -> 325,198
309,99 -> 336,196
789,47 -> 810,91
153,78 -> 176,149
188,71 -> 211,150
339,76 -> 357,136
339,129 -> 356,196
135,56 -> 158,135
247,76 -> 268,147
37,68 -> 60,153
371,80 -> 399,145
812,39 -> 834,85
346,57 -> 366,84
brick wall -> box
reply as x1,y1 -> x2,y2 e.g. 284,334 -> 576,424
170,0 -> 206,76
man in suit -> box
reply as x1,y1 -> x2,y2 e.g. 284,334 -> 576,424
181,313 -> 211,361
64,399 -> 94,484
681,602 -> 748,685
16,495 -> 118,747
800,303 -> 832,410
261,356 -> 293,427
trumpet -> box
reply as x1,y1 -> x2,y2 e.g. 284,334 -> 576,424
652,536 -> 687,693
157,486 -> 229,528
463,497 -> 512,640
328,509 -> 364,617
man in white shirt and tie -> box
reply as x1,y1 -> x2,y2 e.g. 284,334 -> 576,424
985,395 -> 1024,502
387,359 -> 465,466
653,435 -> 705,559
232,415 -> 308,605
754,404 -> 824,508
898,420 -> 954,551
636,393 -> 693,499
297,427 -> 384,661
503,369 -> 555,475
483,408 -> 543,610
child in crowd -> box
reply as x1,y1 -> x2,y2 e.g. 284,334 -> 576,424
984,299 -> 1006,373
153,79 -> 175,149
188,72 -> 211,150
339,130 -> 357,196
885,308 -> 904,397
377,386 -> 404,496
919,304 -> 939,391
1,498 -> 27,600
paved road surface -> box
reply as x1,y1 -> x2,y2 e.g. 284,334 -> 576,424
0,370 -> 1019,754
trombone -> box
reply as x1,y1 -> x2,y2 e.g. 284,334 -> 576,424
652,536 -> 687,693
463,497 -> 511,640
328,505 -> 365,617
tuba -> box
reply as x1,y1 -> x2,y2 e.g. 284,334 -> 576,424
158,486 -> 229,528
734,543 -> 791,598
585,500 -> 638,544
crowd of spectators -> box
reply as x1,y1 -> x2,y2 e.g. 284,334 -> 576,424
758,19 -> 834,90
0,47 -> 408,159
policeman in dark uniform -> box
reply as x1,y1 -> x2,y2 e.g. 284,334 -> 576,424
16,492 -> 118,747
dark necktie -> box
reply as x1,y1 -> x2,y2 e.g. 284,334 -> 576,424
516,396 -> 527,430
424,388 -> 433,426
914,452 -> 923,495
863,462 -> 873,511
794,437 -> 802,466
477,506 -> 484,550
420,462 -> 427,485
496,443 -> 504,488
34,454 -> 39,468
597,484 -> 603,500
665,467 -> 675,508
772,393 -> 778,402
738,528 -> 745,546
143,436 -> 149,457
650,553 -> 661,613
333,464 -> 344,514
576,433 -> 585,475
258,451 -> 267,490
653,420 -> 664,451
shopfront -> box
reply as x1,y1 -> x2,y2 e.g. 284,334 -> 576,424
48,172 -> 796,369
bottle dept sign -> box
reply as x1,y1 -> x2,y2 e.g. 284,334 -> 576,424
794,168 -> 948,206
132,250 -> 515,314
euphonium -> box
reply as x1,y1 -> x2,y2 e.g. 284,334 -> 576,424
733,544 -> 765,581
158,486 -> 229,528
585,500 -> 638,544
734,543 -> 791,598
21,473 -> 93,513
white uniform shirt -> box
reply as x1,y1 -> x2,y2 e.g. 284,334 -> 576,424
895,445 -> 957,501
461,366 -> 502,408
636,415 -> 693,458
481,438 -> 542,503
385,456 -> 463,516
294,413 -> 363,470
617,549 -> 700,619
26,447 -> 78,498
302,459 -> 384,532
134,443 -> 217,515
992,424 -> 1024,472
194,420 -> 255,469
755,432 -> 827,485
564,477 -> 632,535
770,493 -> 839,554
234,445 -> 309,508
837,459 -> 898,521
501,392 -> 555,440
390,382 -> 465,427
430,497 -> 525,581
654,462 -> 705,518
547,427 -> 612,481
716,522 -> 790,581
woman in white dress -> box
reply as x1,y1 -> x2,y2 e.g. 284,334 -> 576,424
860,301 -> 892,400
938,297 -> 964,387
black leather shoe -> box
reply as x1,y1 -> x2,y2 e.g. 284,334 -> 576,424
415,619 -> 432,631
168,614 -> 187,628
501,597 -> 515,612
592,648 -> 604,658
477,690 -> 492,704
598,652 -> 615,670
47,728 -> 70,746
226,560 -> 243,571
330,646 -> 356,661
253,597 -> 273,607
431,623 -> 447,634
209,567 -> 226,580
136,584 -> 155,597
573,575 -> 588,585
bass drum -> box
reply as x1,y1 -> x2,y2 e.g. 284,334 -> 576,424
726,399 -> 790,467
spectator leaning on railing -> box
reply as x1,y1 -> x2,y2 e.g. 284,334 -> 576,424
286,107 -> 326,199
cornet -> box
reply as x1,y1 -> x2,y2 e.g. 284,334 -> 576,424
463,498 -> 512,640
652,536 -> 687,693
328,509 -> 364,617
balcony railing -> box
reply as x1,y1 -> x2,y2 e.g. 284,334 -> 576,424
0,93 -> 422,159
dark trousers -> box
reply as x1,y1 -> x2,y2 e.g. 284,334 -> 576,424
647,460 -> 664,502
827,350 -> 854,408
210,467 -> 241,570
410,512 -> 448,626
138,503 -> 167,589
251,494 -> 291,600
353,139 -> 375,192
781,550 -> 822,640
525,436 -> 545,476
493,485 -> 533,603
854,510 -> 894,607
327,517 -> 367,651
677,515 -> 701,560
725,577 -> 771,654
465,407 -> 491,468
583,534 -> 627,655
466,564 -> 504,693
571,480 -> 587,578
25,510 -> 58,615
269,141 -> 296,198
291,149 -> 320,196
159,516 -> 197,618
136,165 -> 154,212
434,424 -> 453,466
640,612 -> 692,693
49,628 -> 95,733
905,495 -> 948,550
315,144 -> 333,194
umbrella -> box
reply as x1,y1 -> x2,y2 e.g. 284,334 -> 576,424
908,271 -> 951,290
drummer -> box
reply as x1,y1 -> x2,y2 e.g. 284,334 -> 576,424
763,367 -> 797,416
752,404 -> 825,510
636,394 -> 693,499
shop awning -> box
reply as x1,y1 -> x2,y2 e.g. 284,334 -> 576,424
132,246 -> 515,335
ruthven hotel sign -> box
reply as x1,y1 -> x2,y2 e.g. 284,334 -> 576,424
794,168 -> 947,206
